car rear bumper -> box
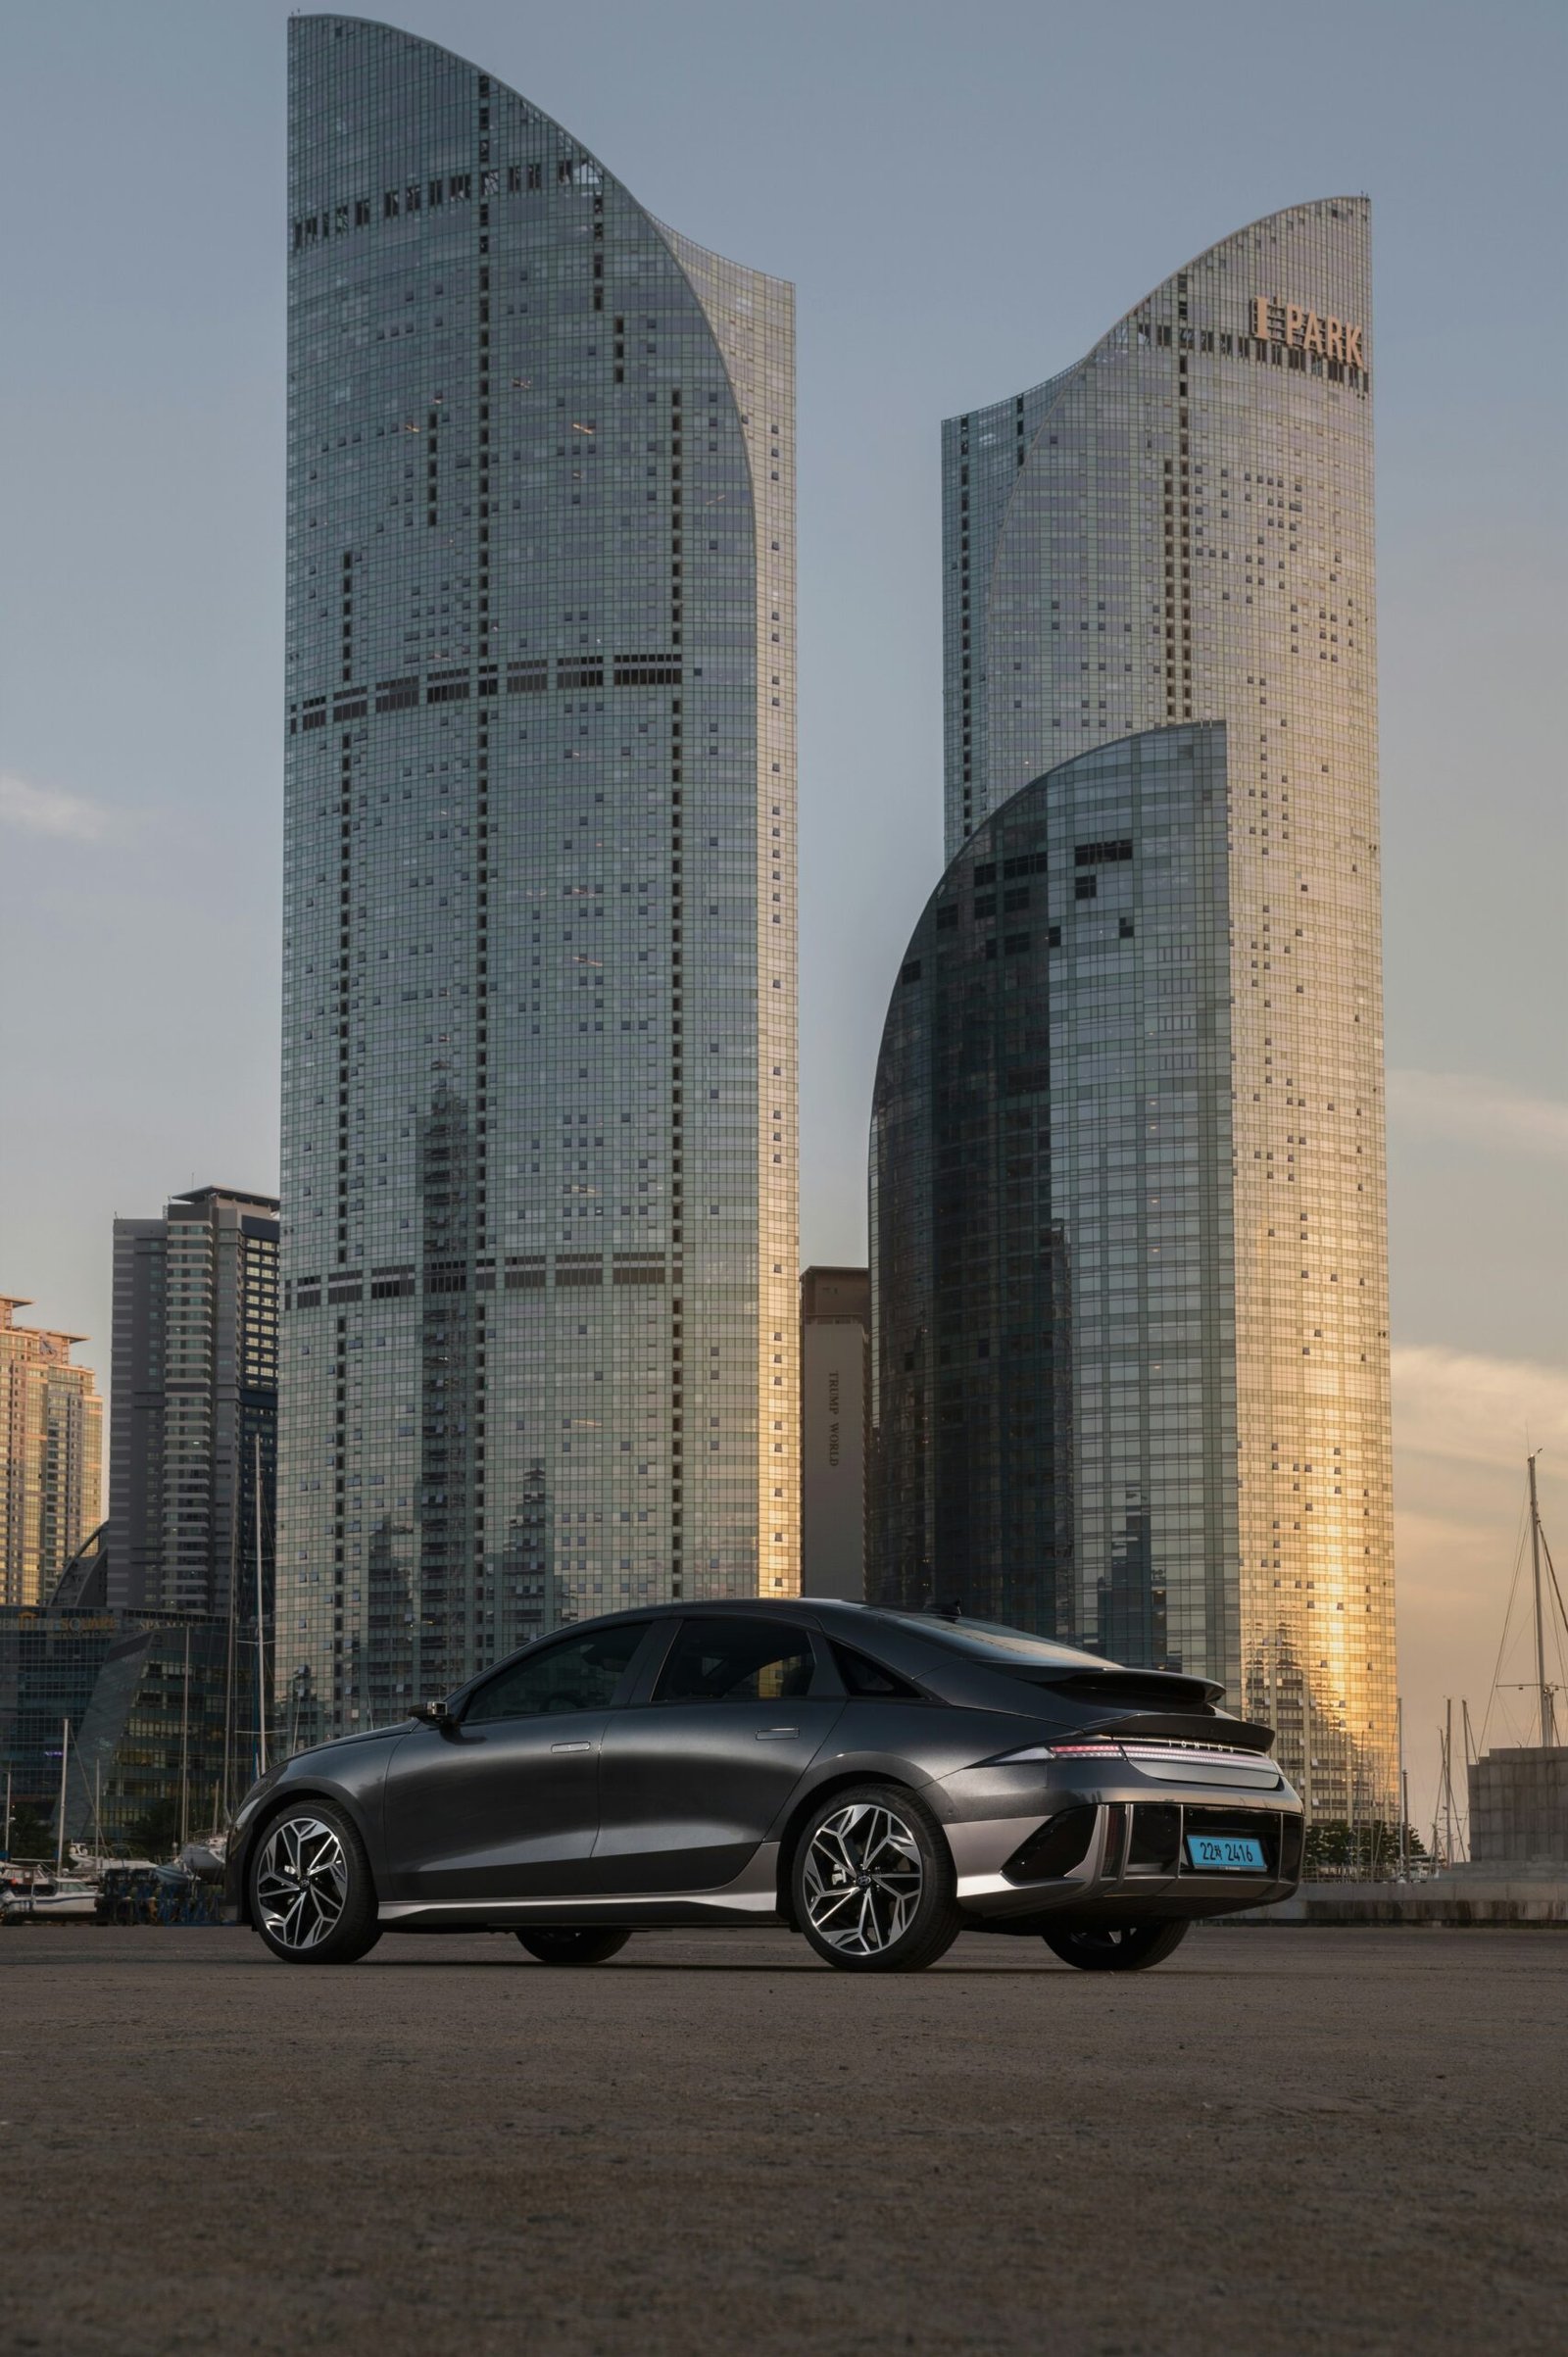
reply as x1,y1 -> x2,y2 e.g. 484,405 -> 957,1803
940,1774 -> 1302,1925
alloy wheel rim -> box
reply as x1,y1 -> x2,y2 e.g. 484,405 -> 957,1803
255,1815 -> 349,1950
803,1801 -> 923,1955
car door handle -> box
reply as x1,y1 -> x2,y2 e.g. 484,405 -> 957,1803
550,1742 -> 596,1754
756,1727 -> 799,1741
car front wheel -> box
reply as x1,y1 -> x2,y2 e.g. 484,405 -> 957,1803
793,1784 -> 962,1974
514,1928 -> 631,1965
250,1801 -> 381,1966
1041,1919 -> 1190,1972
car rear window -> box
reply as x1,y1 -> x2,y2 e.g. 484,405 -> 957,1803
864,1612 -> 1106,1673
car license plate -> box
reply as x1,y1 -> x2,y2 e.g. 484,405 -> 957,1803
1186,1832 -> 1265,1873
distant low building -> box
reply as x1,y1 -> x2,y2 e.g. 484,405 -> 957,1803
1468,1748 -> 1568,1867
0,1300 -> 103,1608
0,1603 -> 237,1853
801,1268 -> 869,1602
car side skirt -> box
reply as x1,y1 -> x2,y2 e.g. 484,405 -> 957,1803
376,1841 -> 783,1931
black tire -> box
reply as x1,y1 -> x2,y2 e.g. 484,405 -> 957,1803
514,1927 -> 631,1966
792,1783 -> 962,1974
1041,1918 -> 1191,1973
249,1799 -> 381,1966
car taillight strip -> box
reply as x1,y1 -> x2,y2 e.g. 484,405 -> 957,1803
1039,1741 -> 1269,1765
1119,1743 -> 1266,1765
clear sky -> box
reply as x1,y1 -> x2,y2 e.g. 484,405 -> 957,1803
2,0 -> 1564,1837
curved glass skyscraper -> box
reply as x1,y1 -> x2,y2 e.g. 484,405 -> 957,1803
872,725 -> 1235,1665
280,18 -> 797,1739
873,203 -> 1395,1822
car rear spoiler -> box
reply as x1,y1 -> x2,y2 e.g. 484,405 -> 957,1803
1022,1667 -> 1225,1711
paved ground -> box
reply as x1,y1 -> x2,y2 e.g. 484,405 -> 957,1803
4,1924 -> 1565,2356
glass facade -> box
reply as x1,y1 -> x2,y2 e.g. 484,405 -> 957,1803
871,727 -> 1235,1666
0,1607 -> 233,1848
279,20 -> 797,1740
904,202 -> 1394,1820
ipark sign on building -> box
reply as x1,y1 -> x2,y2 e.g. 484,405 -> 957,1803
1251,296 -> 1365,366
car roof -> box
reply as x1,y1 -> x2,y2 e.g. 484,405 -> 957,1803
569,1597 -> 836,1626
451,1594 -> 1146,1711
528,1596 -> 899,1642
559,1596 -> 1059,1636
555,1597 -> 1117,1674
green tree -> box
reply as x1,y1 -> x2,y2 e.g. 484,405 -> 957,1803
3,1800 -> 56,1861
122,1796 -> 180,1859
1303,1817 -> 1428,1880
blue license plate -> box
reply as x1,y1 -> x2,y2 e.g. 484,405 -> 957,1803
1186,1833 -> 1265,1873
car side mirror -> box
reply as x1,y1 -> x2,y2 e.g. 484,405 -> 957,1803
413,1697 -> 456,1733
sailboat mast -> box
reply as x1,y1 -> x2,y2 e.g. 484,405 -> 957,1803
1528,1453 -> 1554,1748
56,1717 -> 70,1872
1401,1766 -> 1410,1879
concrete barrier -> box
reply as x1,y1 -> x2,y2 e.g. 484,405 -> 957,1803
1212,1874 -> 1568,1927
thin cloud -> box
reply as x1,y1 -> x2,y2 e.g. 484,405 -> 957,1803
0,771 -> 118,843
1388,1068 -> 1568,1162
1393,1344 -> 1568,1472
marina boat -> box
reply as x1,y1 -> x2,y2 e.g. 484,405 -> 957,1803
0,1873 -> 100,1923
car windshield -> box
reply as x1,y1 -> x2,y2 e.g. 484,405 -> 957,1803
864,1610 -> 1109,1672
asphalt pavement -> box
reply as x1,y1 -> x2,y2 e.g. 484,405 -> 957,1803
4,1923 -> 1564,2355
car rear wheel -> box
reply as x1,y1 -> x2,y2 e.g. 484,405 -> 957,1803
250,1801 -> 381,1965
793,1784 -> 962,1974
1041,1919 -> 1191,1972
514,1928 -> 631,1966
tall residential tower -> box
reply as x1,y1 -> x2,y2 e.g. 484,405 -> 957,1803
280,18 -> 797,1736
107,1186 -> 280,1614
0,1301 -> 102,1608
872,202 -> 1395,1821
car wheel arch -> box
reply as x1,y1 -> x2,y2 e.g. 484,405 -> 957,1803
235,1784 -> 377,1926
772,1767 -> 936,1930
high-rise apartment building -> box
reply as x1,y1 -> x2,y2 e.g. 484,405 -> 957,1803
280,18 -> 797,1736
800,1267 -> 869,1602
0,1300 -> 103,1608
872,202 -> 1395,1822
108,1187 -> 280,1615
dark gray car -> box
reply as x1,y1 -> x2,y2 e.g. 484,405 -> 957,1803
226,1600 -> 1301,1974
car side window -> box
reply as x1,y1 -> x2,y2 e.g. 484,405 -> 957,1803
464,1626 -> 646,1724
831,1642 -> 923,1700
655,1617 -> 817,1705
